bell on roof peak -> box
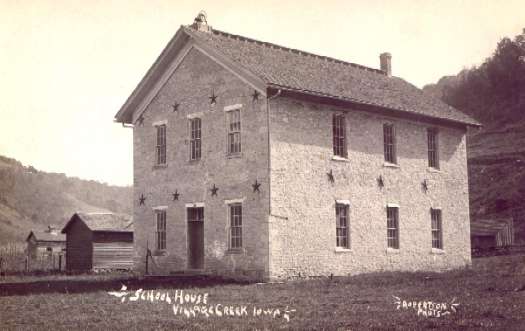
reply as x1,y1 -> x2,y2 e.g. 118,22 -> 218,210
195,11 -> 207,23
191,10 -> 211,33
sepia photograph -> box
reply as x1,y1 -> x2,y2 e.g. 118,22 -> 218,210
1,1 -> 524,329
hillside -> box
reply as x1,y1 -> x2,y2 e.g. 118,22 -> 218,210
423,29 -> 525,243
0,155 -> 132,245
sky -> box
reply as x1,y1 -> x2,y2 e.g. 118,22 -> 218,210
0,0 -> 524,186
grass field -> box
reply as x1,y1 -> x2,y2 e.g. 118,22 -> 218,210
1,254 -> 525,330
0,270 -> 136,284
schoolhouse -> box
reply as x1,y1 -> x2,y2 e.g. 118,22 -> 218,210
115,12 -> 480,280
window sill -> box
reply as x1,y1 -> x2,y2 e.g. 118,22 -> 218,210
386,247 -> 400,254
226,153 -> 242,159
152,249 -> 167,256
431,248 -> 446,255
334,247 -> 352,253
331,155 -> 349,162
153,164 -> 168,169
427,167 -> 441,173
226,248 -> 244,255
188,159 -> 201,164
383,162 -> 399,168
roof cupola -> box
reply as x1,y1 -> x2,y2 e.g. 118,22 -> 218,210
191,11 -> 211,33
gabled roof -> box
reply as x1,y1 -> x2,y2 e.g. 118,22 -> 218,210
26,230 -> 65,242
115,23 -> 480,127
61,212 -> 133,233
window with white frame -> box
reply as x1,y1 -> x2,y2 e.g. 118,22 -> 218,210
155,124 -> 167,165
335,203 -> 349,248
431,208 -> 443,249
155,210 -> 166,250
387,206 -> 399,249
332,114 -> 347,157
190,118 -> 201,160
227,109 -> 241,154
383,123 -> 396,164
427,128 -> 439,169
229,203 -> 242,249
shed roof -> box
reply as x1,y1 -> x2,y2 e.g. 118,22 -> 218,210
470,218 -> 512,236
26,230 -> 65,242
61,212 -> 133,233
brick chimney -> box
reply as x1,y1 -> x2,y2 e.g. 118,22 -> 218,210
46,225 -> 58,235
380,52 -> 392,77
191,11 -> 211,33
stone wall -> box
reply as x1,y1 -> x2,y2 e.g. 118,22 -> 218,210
133,47 -> 269,279
131,45 -> 472,281
268,97 -> 472,279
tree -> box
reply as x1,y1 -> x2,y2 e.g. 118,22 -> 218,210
443,29 -> 525,124
485,37 -> 525,97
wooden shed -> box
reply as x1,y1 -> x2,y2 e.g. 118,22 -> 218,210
26,225 -> 66,270
471,217 -> 514,249
61,212 -> 133,272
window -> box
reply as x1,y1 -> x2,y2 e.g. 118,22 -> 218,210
227,110 -> 241,154
190,118 -> 201,160
335,204 -> 349,248
187,206 -> 204,222
387,206 -> 399,249
431,208 -> 443,249
155,210 -> 166,250
427,128 -> 439,169
383,123 -> 396,164
332,114 -> 347,157
229,204 -> 242,249
156,124 -> 167,165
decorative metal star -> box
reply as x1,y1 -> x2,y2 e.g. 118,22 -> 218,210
136,115 -> 144,126
252,180 -> 261,193
139,194 -> 146,205
172,190 -> 179,201
251,90 -> 260,102
210,184 -> 219,196
327,169 -> 335,183
377,175 -> 384,188
171,102 -> 180,112
209,91 -> 217,105
422,179 -> 429,192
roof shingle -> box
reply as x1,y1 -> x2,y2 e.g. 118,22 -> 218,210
184,26 -> 479,126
